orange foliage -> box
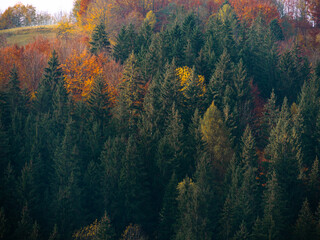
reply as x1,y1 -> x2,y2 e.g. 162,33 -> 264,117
0,45 -> 24,89
79,0 -> 94,16
62,49 -> 102,101
0,37 -> 53,92
230,0 -> 280,23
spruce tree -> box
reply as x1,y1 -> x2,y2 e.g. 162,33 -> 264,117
52,117 -> 83,238
297,76 -> 319,168
118,136 -> 152,232
261,172 -> 286,240
114,52 -> 145,135
293,199 -> 317,240
308,157 -> 320,210
269,19 -> 284,41
157,104 -> 185,183
158,173 -> 179,240
265,98 -> 302,224
90,22 -> 111,55
200,101 -> 233,181
113,24 -> 137,64
95,212 -> 116,240
35,50 -> 63,113
207,49 -> 234,111
232,221 -> 249,240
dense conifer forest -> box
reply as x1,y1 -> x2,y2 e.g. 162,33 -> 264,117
1,0 -> 320,239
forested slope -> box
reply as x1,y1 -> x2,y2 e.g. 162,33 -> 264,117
1,0 -> 320,239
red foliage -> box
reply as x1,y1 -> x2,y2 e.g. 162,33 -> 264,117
308,0 -> 320,27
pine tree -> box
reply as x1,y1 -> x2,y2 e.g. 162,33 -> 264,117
100,137 -> 125,233
298,76 -> 319,168
156,104 -> 185,182
232,221 -> 249,240
308,157 -> 320,210
200,101 -> 233,181
158,173 -> 179,240
118,136 -> 152,232
244,17 -> 278,98
95,212 -> 116,240
175,177 -> 199,240
159,60 -> 183,124
0,207 -> 6,240
269,19 -> 284,41
259,89 -> 279,148
293,199 -> 317,240
114,52 -> 145,135
35,50 -> 63,113
260,172 -> 286,240
113,24 -> 137,64
52,117 -> 83,238
90,21 -> 111,55
5,65 -> 25,114
48,224 -> 60,240
87,76 -> 111,125
169,24 -> 185,67
277,47 -> 311,104
13,204 -> 34,240
207,49 -> 234,109
265,98 -> 302,224
195,36 -> 216,83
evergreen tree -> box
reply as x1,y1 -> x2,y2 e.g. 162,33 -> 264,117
298,76 -> 319,168
159,60 -> 183,124
195,35 -> 216,82
48,224 -> 60,240
207,49 -> 234,110
308,157 -> 320,210
252,172 -> 285,240
200,101 -> 233,181
259,89 -> 279,148
100,137 -> 125,233
244,17 -> 278,98
52,117 -> 83,238
158,173 -> 179,240
156,104 -> 185,182
113,24 -> 137,64
90,21 -> 111,55
95,212 -> 116,240
269,19 -> 284,41
232,221 -> 249,240
265,98 -> 302,224
13,204 -> 35,240
35,50 -> 63,113
293,199 -> 317,240
114,52 -> 145,135
118,136 -> 152,232
277,47 -> 311,103
0,207 -> 6,240
175,177 -> 200,240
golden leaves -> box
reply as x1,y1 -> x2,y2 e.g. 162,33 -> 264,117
62,49 -> 102,101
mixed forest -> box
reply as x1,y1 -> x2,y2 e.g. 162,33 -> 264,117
1,0 -> 320,239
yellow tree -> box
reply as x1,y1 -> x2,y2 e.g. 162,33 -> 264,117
62,49 -> 102,101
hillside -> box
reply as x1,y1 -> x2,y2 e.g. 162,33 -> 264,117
0,1 -> 320,240
0,25 -> 57,46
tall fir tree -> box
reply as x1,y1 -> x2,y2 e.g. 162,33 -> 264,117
114,52 -> 145,135
293,199 -> 317,240
35,50 -> 63,114
90,21 -> 111,55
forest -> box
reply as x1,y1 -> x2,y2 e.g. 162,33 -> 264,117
0,0 -> 320,239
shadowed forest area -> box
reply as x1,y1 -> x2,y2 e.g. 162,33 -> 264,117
1,0 -> 320,239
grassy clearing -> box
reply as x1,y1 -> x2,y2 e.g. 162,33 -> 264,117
0,25 -> 58,46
